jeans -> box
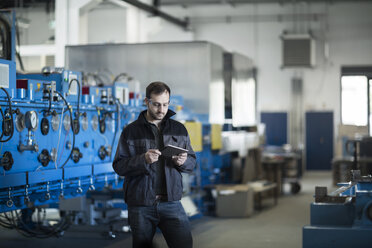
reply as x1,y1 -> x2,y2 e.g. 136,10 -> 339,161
128,201 -> 193,248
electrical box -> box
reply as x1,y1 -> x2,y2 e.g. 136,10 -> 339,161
0,59 -> 16,89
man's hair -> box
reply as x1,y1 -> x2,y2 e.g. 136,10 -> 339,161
146,81 -> 171,99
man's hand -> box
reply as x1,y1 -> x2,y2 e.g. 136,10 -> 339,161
145,149 -> 161,164
172,152 -> 187,166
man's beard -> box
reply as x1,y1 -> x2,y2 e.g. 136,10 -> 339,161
149,110 -> 165,120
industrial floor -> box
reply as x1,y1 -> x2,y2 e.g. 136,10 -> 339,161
0,171 -> 334,248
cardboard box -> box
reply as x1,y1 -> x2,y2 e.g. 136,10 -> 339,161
215,184 -> 254,218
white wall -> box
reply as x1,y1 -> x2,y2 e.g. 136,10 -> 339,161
140,16 -> 194,42
17,7 -> 54,45
159,2 -> 372,141
85,5 -> 127,44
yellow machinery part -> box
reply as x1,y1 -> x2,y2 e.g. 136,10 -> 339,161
184,122 -> 202,152
211,124 -> 222,150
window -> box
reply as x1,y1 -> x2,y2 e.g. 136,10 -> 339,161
341,75 -> 368,126
232,77 -> 256,127
341,67 -> 372,134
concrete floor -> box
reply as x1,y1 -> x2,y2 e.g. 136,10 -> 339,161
0,171 -> 334,248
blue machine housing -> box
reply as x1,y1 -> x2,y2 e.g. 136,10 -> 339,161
303,170 -> 372,247
171,95 -> 231,187
17,70 -> 83,103
197,124 -> 231,187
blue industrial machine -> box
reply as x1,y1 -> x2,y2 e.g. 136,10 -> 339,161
0,10 -> 148,237
304,136 -> 372,247
0,66 -> 138,209
0,65 -> 144,235
171,96 -> 231,187
170,95 -> 232,215
196,123 -> 231,187
303,170 -> 372,247
0,68 -> 146,236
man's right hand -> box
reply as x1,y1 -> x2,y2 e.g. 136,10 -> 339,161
145,149 -> 162,164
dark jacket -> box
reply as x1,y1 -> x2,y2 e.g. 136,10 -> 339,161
112,109 -> 196,206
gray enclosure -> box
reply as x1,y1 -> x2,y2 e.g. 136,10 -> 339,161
65,41 -> 225,124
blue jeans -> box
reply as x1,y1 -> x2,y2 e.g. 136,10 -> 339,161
128,201 -> 193,248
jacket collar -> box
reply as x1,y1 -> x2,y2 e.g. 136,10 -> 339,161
138,109 -> 176,125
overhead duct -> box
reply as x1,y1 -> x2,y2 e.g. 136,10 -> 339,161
281,34 -> 315,68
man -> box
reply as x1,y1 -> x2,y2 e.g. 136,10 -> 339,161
113,81 -> 196,248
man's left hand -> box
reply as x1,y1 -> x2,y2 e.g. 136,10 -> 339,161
172,152 -> 187,166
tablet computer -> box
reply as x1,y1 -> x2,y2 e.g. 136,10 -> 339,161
161,145 -> 188,157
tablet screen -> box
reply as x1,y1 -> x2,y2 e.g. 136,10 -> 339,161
161,145 -> 188,157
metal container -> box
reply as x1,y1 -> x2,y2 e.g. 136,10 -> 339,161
65,41 -> 225,124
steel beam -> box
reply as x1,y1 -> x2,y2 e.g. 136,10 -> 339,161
121,0 -> 189,30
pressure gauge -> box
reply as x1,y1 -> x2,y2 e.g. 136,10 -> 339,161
91,115 -> 98,131
40,118 -> 50,135
81,115 -> 88,131
63,114 -> 71,131
15,112 -> 25,132
51,115 -> 60,131
25,111 -> 38,131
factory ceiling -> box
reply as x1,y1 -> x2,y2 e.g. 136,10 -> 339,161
0,0 -> 369,30
160,0 -> 372,5
1,0 -> 371,10
0,0 -> 54,11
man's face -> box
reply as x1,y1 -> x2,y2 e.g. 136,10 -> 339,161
145,91 -> 170,121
